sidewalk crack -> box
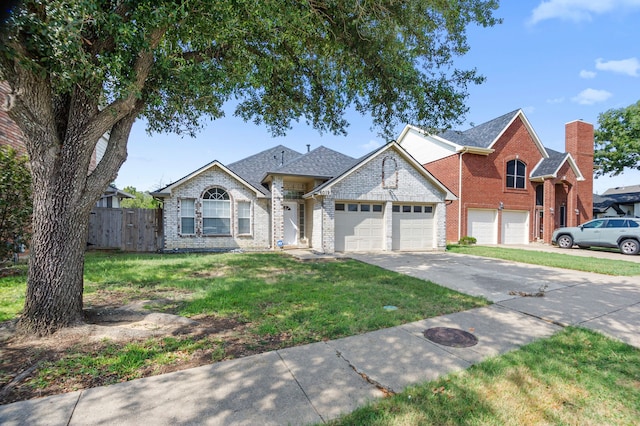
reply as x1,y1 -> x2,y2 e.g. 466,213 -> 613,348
334,350 -> 396,397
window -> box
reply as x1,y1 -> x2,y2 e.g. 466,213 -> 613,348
583,219 -> 605,229
413,206 -> 422,213
348,204 -> 358,212
506,159 -> 526,189
180,199 -> 195,235
402,205 -> 411,213
202,188 -> 230,235
238,201 -> 251,234
424,206 -> 433,213
372,204 -> 383,212
392,205 -> 400,213
360,204 -> 370,212
335,203 -> 345,211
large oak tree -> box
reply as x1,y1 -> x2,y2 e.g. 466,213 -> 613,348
594,100 -> 640,176
0,0 -> 499,335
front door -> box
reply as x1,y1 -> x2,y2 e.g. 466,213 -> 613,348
283,202 -> 298,245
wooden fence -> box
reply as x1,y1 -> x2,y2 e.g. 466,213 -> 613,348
87,208 -> 163,252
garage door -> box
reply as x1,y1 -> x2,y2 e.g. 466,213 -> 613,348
467,209 -> 498,244
335,202 -> 383,251
392,204 -> 435,250
501,210 -> 529,244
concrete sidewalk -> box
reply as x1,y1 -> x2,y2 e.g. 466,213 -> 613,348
2,251 -> 640,425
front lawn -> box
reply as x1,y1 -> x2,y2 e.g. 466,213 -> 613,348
0,251 -> 487,403
329,327 -> 640,425
447,244 -> 640,276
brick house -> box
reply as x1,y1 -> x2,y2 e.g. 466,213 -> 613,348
151,141 -> 455,253
398,109 -> 594,244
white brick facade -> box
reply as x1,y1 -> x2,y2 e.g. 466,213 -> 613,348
162,166 -> 271,251
157,143 -> 451,254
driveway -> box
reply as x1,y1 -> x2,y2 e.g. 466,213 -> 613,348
348,251 -> 640,348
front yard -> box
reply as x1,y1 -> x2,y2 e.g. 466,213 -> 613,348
0,251 -> 486,404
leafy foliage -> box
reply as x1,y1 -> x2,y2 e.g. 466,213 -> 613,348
594,100 -> 640,176
119,186 -> 160,209
0,146 -> 32,261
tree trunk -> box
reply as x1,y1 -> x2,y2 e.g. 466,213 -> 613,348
18,181 -> 92,335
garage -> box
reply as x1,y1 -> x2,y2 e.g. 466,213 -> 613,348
335,202 -> 384,251
467,209 -> 498,244
501,210 -> 529,244
392,204 -> 435,250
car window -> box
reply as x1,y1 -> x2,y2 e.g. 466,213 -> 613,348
606,219 -> 626,228
583,220 -> 605,229
625,220 -> 640,228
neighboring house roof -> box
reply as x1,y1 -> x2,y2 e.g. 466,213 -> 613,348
102,184 -> 134,199
593,191 -> 640,215
530,148 -> 584,181
308,141 -> 456,201
603,185 -> 640,195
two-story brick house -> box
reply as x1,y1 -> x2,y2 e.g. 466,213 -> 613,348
398,109 -> 594,244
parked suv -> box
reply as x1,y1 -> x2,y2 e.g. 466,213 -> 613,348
552,218 -> 640,255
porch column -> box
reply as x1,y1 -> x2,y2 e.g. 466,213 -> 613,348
271,175 -> 284,249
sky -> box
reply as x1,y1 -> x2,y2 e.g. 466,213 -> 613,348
115,0 -> 640,195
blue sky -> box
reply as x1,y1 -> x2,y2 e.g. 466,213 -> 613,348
116,0 -> 640,194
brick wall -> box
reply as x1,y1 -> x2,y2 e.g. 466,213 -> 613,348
0,82 -> 27,156
565,120 -> 594,224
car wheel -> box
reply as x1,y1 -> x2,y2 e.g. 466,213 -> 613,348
557,235 -> 573,249
619,239 -> 640,255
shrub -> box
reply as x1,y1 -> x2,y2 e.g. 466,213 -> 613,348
458,236 -> 477,246
0,146 -> 32,261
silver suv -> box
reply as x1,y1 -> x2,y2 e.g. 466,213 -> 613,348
552,218 -> 640,255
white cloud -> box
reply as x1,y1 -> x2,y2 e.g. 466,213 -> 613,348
360,140 -> 382,151
529,0 -> 640,25
546,97 -> 565,104
595,57 -> 640,76
571,88 -> 613,105
579,70 -> 597,79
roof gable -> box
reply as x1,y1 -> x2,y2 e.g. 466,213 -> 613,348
151,160 -> 267,198
530,148 -> 584,181
309,141 -> 455,200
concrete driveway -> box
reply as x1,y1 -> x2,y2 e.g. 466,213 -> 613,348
348,251 -> 640,348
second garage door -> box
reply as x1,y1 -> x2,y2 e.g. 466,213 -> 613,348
335,202 -> 383,251
392,204 -> 435,250
467,209 -> 498,244
501,210 -> 529,244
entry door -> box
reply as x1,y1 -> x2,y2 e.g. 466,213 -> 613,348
283,202 -> 298,245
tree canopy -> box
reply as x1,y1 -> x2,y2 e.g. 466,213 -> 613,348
0,0 -> 499,335
594,100 -> 640,177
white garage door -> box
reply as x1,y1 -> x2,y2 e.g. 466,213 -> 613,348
335,202 -> 383,252
501,210 -> 529,244
392,204 -> 435,250
467,209 -> 498,244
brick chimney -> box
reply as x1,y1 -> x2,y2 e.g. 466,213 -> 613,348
565,120 -> 594,223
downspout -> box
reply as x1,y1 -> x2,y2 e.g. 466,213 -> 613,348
458,151 -> 465,242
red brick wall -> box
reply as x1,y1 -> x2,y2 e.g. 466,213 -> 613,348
565,120 -> 594,224
0,82 -> 27,156
425,154 -> 460,241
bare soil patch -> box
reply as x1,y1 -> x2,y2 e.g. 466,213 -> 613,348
0,292 -> 292,405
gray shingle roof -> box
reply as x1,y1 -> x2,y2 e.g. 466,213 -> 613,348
437,109 -> 520,148
273,146 -> 357,178
227,145 -> 303,195
531,148 -> 567,178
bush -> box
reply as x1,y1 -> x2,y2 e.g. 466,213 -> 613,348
458,236 -> 477,246
0,146 -> 32,261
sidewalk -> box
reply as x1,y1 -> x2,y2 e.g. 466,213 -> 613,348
2,250 -> 640,425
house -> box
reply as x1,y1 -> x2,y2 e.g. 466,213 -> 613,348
398,109 -> 594,245
594,185 -> 640,218
96,184 -> 134,208
151,141 -> 455,253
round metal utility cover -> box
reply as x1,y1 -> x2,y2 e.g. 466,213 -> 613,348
423,327 -> 478,348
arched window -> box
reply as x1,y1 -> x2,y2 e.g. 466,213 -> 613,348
202,188 -> 230,235
506,159 -> 526,189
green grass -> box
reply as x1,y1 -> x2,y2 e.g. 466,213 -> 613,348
447,244 -> 640,276
80,251 -> 487,344
328,327 -> 640,425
